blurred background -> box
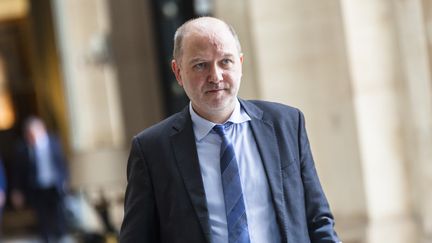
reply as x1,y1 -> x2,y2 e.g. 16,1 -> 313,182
0,0 -> 431,242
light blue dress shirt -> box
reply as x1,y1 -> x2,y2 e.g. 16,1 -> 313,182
34,134 -> 57,188
190,100 -> 281,243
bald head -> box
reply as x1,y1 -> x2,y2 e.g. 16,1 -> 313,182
172,17 -> 242,61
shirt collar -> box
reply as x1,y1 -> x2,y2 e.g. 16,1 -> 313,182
34,133 -> 49,149
189,99 -> 251,141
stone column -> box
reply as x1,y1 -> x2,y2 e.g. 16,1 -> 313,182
341,0 -> 416,242
51,0 -> 127,190
108,0 -> 164,140
394,0 -> 432,240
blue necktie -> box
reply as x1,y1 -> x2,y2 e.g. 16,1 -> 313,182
213,124 -> 250,243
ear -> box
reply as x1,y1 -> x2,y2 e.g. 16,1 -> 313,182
239,53 -> 244,64
171,59 -> 183,86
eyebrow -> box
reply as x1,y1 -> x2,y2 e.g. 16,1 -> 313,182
189,53 -> 236,63
188,58 -> 207,65
222,53 -> 235,58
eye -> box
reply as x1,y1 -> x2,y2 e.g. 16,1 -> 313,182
221,58 -> 233,67
193,62 -> 207,71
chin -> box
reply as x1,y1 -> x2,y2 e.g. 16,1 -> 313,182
208,100 -> 235,112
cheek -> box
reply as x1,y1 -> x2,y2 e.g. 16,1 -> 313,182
184,70 -> 197,81
225,71 -> 241,83
187,73 -> 206,86
182,78 -> 202,93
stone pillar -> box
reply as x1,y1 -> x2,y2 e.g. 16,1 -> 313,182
51,0 -> 127,190
394,0 -> 432,240
341,0 -> 416,242
108,0 -> 164,140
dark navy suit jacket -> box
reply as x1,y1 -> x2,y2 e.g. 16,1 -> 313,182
120,100 -> 341,243
0,158 -> 5,192
14,135 -> 68,198
0,157 -> 6,213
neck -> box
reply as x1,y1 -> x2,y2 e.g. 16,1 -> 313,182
206,112 -> 232,124
192,105 -> 235,124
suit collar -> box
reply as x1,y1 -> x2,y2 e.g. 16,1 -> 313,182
171,106 -> 190,133
239,99 -> 264,120
240,99 -> 289,241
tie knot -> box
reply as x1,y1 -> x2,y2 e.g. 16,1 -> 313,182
213,122 -> 233,137
213,124 -> 226,137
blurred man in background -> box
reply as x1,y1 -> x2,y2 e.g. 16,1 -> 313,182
12,116 -> 69,243
0,155 -> 6,223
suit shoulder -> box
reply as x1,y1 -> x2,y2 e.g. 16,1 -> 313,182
134,109 -> 186,142
247,100 -> 302,120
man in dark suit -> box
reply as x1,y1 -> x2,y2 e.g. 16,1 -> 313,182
120,17 -> 341,243
12,117 -> 69,243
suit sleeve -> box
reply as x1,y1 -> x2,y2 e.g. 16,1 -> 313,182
50,135 -> 69,193
297,110 -> 341,243
120,137 -> 160,243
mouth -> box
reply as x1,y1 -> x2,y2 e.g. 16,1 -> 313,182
205,88 -> 225,94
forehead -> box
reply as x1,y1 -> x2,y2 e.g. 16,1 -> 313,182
181,22 -> 238,57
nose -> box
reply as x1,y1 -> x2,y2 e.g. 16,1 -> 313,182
208,63 -> 223,83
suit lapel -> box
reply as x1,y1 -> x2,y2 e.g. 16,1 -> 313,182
170,109 -> 211,242
241,100 -> 289,242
